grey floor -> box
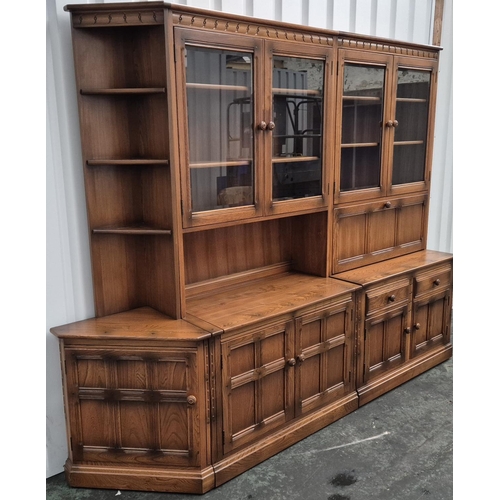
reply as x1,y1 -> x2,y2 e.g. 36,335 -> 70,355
47,357 -> 453,500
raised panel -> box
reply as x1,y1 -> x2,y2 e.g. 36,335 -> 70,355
333,194 -> 427,273
65,348 -> 202,467
364,307 -> 408,383
221,320 -> 294,454
412,289 -> 451,358
295,298 -> 355,416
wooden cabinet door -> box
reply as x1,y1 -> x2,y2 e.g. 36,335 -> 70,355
411,288 -> 452,359
64,346 -> 205,467
294,298 -> 355,416
174,28 -> 265,228
333,194 -> 428,273
220,320 -> 294,454
363,306 -> 410,384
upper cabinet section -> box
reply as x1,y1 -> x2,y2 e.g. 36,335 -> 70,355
174,28 -> 333,228
334,48 -> 438,204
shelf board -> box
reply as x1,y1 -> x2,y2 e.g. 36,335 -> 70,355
273,134 -> 321,139
394,140 -> 425,146
396,97 -> 427,103
92,225 -> 172,235
189,160 -> 252,169
87,159 -> 169,166
186,83 -> 250,91
272,88 -> 321,96
342,95 -> 381,101
80,88 -> 166,95
272,156 -> 319,163
341,142 -> 379,148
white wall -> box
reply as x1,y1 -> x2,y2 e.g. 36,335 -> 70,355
46,0 -> 452,477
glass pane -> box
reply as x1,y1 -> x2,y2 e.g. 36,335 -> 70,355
393,69 -> 431,185
185,46 -> 254,212
340,63 -> 384,192
272,56 -> 324,201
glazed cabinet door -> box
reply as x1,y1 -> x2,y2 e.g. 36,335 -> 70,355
220,320 -> 294,454
294,297 -> 355,416
175,29 -> 265,227
63,344 -> 207,468
264,40 -> 333,215
335,50 -> 392,204
387,56 -> 438,197
335,50 -> 437,204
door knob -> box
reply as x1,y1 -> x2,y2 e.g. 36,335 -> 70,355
267,121 -> 276,130
258,121 -> 267,130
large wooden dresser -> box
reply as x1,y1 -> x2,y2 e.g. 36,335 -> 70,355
51,2 -> 452,493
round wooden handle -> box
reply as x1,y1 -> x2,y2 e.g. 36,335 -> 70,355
414,323 -> 421,330
187,395 -> 197,405
393,119 -> 399,127
267,121 -> 276,130
297,354 -> 305,364
388,294 -> 396,302
258,121 -> 267,130
288,358 -> 296,366
386,120 -> 394,128
404,327 -> 411,334
434,278 -> 441,286
384,201 -> 392,208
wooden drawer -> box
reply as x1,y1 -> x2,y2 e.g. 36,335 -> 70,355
414,264 -> 452,297
365,278 -> 410,316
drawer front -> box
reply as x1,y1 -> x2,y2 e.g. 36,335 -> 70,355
366,278 -> 410,316
414,264 -> 452,297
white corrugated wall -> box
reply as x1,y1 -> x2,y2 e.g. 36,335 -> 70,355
45,0 -> 452,478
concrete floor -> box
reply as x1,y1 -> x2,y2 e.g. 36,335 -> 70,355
46,357 -> 452,500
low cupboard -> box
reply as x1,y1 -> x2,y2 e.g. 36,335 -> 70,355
51,2 -> 452,494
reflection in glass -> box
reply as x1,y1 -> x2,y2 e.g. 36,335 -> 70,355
272,56 -> 324,201
392,69 -> 431,185
340,63 -> 384,191
185,46 -> 254,212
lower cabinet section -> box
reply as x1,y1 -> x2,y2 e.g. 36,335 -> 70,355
51,257 -> 452,494
335,250 -> 453,406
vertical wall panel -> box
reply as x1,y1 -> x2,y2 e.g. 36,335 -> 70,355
332,0 -> 352,31
308,0 -> 328,29
221,0 -> 246,14
394,0 -> 411,40
354,0 -> 373,35
374,0 -> 392,38
281,0 -> 303,24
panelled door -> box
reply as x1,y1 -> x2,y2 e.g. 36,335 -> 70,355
294,298 -> 355,416
63,346 -> 204,467
220,320 -> 295,455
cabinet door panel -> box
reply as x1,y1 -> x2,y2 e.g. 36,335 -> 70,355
412,289 -> 452,358
221,321 -> 294,454
364,307 -> 409,383
333,194 -> 427,273
65,347 -> 203,467
295,298 -> 355,416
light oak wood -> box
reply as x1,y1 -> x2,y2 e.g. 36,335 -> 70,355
53,3 -> 451,494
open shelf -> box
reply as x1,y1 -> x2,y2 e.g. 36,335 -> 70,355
272,88 -> 321,96
81,88 -> 166,95
396,97 -> 427,103
341,143 -> 379,148
92,225 -> 172,235
87,159 -> 169,166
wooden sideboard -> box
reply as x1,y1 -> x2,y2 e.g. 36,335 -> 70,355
51,2 -> 452,494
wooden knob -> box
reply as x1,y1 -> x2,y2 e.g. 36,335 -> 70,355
297,354 -> 305,364
258,121 -> 267,130
384,201 -> 392,208
386,120 -> 394,128
267,121 -> 276,130
187,395 -> 197,405
287,358 -> 296,366
433,278 -> 441,286
388,294 -> 396,302
414,323 -> 421,330
393,119 -> 399,127
404,327 -> 411,334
